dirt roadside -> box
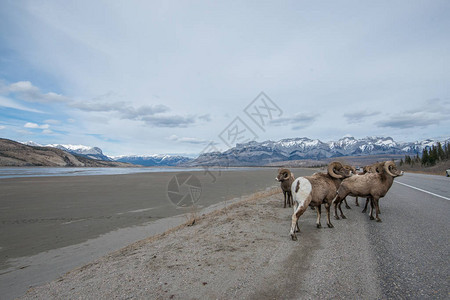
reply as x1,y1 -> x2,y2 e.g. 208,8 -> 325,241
21,188 -> 382,299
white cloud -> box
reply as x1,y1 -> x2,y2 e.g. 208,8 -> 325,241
42,129 -> 54,134
376,99 -> 450,129
344,111 -> 381,124
168,135 -> 208,144
44,119 -> 61,125
0,125 -> 5,130
0,96 -> 44,113
24,122 -> 50,129
7,81 -> 68,103
270,113 -> 319,130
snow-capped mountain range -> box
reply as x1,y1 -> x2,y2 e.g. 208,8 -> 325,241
23,142 -> 111,161
112,155 -> 193,166
21,142 -> 194,166
190,136 -> 450,166
22,136 -> 449,167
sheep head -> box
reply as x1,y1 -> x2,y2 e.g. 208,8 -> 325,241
327,162 -> 352,179
276,168 -> 292,182
363,162 -> 384,174
343,164 -> 357,175
383,161 -> 404,177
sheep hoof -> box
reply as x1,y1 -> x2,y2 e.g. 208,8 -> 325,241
376,218 -> 382,223
341,215 -> 347,219
316,224 -> 322,228
345,205 -> 351,209
327,223 -> 334,228
362,209 -> 367,213
291,234 -> 297,241
369,216 -> 374,220
355,203 -> 360,207
334,215 -> 340,220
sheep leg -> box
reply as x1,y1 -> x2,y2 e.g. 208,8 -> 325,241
373,198 -> 382,222
333,197 -> 341,220
316,205 -> 322,228
344,198 -> 351,209
283,191 -> 287,208
290,195 -> 311,240
355,196 -> 359,206
362,198 -> 369,213
288,191 -> 293,207
291,202 -> 300,233
369,198 -> 375,220
325,202 -> 334,228
290,205 -> 308,240
338,200 -> 347,219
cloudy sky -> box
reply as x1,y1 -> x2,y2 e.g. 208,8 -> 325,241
0,1 -> 449,156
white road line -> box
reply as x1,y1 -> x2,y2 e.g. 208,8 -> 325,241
395,181 -> 450,201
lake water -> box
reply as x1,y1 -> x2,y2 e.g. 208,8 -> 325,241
0,167 -> 233,179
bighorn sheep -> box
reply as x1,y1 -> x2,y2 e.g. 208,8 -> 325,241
349,162 -> 385,212
333,161 -> 403,222
289,161 -> 352,241
341,165 -> 357,209
343,163 -> 381,209
359,162 -> 384,212
276,168 -> 295,208
346,164 -> 372,208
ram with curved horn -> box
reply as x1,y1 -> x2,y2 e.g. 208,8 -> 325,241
276,168 -> 295,208
333,161 -> 403,222
289,161 -> 352,241
342,164 -> 376,209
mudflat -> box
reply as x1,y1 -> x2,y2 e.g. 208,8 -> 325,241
0,168 -> 316,268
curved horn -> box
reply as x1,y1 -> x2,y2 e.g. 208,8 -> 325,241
375,162 -> 386,173
327,161 -> 344,179
383,161 -> 397,177
366,163 -> 381,173
279,168 -> 292,179
344,165 -> 356,174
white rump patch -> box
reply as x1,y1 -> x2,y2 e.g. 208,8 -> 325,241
293,177 -> 312,208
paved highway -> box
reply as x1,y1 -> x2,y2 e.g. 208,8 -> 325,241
369,173 -> 449,299
279,172 -> 450,299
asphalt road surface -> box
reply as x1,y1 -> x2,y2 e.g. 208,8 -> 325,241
367,173 -> 449,299
255,172 -> 449,299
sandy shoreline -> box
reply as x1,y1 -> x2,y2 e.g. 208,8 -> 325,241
0,168 -> 318,299
20,187 -> 382,300
21,188 -> 295,299
2,168 -> 316,264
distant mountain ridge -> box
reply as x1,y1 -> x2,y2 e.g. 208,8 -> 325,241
189,136 -> 450,166
22,141 -> 194,166
1,139 -> 133,167
113,155 -> 193,166
20,136 -> 450,167
23,142 -> 111,161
